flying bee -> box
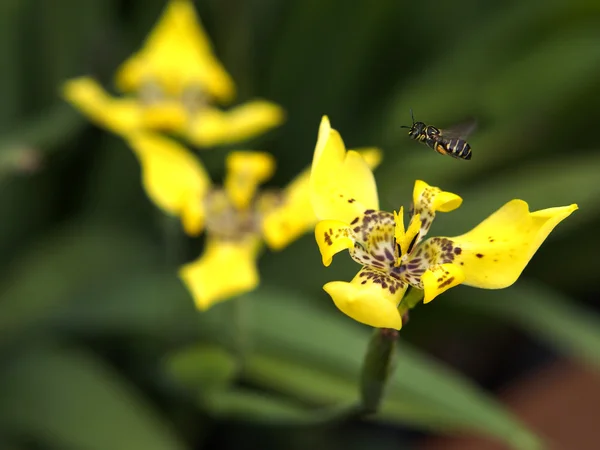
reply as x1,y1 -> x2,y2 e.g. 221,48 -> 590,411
401,109 -> 475,160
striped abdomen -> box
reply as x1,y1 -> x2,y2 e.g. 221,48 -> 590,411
439,138 -> 471,160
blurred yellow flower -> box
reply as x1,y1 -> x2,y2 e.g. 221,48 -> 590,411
310,116 -> 578,330
62,0 -> 283,147
126,132 -> 380,310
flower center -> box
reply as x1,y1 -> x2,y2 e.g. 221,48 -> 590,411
139,81 -> 208,114
203,188 -> 284,242
204,188 -> 260,241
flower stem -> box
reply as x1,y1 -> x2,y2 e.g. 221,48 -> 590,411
359,327 -> 399,414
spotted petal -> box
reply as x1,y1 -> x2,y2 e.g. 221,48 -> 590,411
126,132 -> 211,235
323,267 -> 407,330
447,200 -> 578,289
179,237 -> 261,310
314,220 -> 357,266
310,116 -> 380,223
184,101 -> 284,147
421,263 -> 465,303
411,180 -> 462,243
115,0 -> 235,102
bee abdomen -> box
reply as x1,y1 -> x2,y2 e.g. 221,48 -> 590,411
445,138 -> 472,160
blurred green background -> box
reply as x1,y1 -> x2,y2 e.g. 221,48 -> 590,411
1,0 -> 600,449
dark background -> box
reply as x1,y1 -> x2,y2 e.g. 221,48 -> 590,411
1,0 -> 600,449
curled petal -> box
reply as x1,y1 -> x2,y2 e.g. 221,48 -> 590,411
115,0 -> 235,102
62,77 -> 142,134
185,101 -> 284,147
450,200 -> 578,289
314,220 -> 356,267
179,237 -> 261,310
421,263 -> 466,303
310,116 -> 379,223
126,133 -> 211,235
323,267 -> 407,329
413,180 -> 462,213
224,151 -> 275,210
411,180 -> 462,243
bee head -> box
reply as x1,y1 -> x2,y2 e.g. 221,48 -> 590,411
401,122 -> 426,137
401,109 -> 426,138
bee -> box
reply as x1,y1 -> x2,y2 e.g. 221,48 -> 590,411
401,109 -> 475,160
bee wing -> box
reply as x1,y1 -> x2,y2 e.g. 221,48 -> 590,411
439,119 -> 478,139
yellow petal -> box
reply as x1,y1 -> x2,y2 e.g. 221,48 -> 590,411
141,101 -> 188,131
185,101 -> 284,147
224,151 -> 275,210
115,0 -> 235,102
410,179 -> 463,243
450,200 -> 578,289
314,220 -> 356,267
261,147 -> 380,252
353,147 -> 382,170
62,77 -> 142,134
179,237 -> 261,310
261,170 -> 312,251
323,267 -> 407,329
310,116 -> 379,223
181,194 -> 206,236
413,180 -> 463,213
125,133 -> 211,235
421,263 -> 466,303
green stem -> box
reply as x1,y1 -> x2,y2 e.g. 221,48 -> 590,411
359,327 -> 399,414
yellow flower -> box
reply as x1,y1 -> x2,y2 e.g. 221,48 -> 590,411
125,132 -> 381,310
62,0 -> 283,147
310,116 -> 578,330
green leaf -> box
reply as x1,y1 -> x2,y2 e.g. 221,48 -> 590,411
0,220 -> 155,345
451,282 -> 600,369
0,345 -> 188,450
50,269 -> 196,339
52,275 -> 541,448
166,344 -> 239,392
233,287 -> 541,449
244,352 -> 358,405
203,388 -> 314,423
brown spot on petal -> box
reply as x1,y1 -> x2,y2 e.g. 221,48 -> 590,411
476,253 -> 484,258
439,276 -> 455,288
